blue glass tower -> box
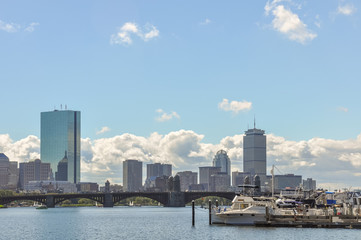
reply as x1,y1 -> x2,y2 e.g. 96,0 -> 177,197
41,110 -> 81,183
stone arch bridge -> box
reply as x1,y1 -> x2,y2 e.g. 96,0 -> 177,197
0,191 -> 235,208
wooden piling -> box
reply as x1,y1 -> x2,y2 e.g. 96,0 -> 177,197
192,200 -> 195,226
209,200 -> 212,225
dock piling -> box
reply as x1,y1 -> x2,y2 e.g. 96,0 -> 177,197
192,200 -> 195,226
209,200 -> 212,225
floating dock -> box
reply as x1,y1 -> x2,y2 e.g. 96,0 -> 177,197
255,215 -> 361,229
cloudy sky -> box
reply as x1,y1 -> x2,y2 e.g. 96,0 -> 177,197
0,0 -> 360,189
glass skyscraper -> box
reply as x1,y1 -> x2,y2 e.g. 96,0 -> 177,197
212,150 -> 231,175
41,110 -> 81,183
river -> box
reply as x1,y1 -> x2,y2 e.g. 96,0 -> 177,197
0,206 -> 360,240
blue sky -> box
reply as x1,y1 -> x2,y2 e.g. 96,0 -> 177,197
1,1 -> 361,187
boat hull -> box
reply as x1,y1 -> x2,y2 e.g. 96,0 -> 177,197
213,212 -> 266,225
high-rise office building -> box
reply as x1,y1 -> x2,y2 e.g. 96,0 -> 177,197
123,160 -> 143,192
213,150 -> 231,184
41,110 -> 81,183
199,166 -> 221,191
243,124 -> 266,185
19,159 -> 52,189
146,163 -> 172,179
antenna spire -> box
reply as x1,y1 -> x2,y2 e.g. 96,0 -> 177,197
254,115 -> 256,129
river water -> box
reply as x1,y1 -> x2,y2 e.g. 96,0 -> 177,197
0,206 -> 360,240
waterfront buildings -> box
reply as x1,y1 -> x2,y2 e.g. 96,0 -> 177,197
273,174 -> 302,191
123,160 -> 143,192
199,166 -> 221,191
41,110 -> 81,183
25,180 -> 77,193
0,153 -> 19,190
100,183 -> 123,192
19,159 -> 53,189
176,171 -> 198,191
243,125 -> 267,186
77,182 -> 99,193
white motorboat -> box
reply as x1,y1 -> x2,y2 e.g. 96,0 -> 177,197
212,194 -> 273,225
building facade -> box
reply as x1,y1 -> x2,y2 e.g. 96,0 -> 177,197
41,110 -> 81,183
210,173 -> 231,191
123,160 -> 143,192
0,153 -> 19,190
77,182 -> 99,193
176,171 -> 198,191
232,171 -> 252,187
303,178 -> 316,191
243,126 -> 267,185
199,166 -> 221,191
25,180 -> 77,193
274,174 -> 302,191
146,163 -> 172,179
213,150 -> 231,175
55,151 -> 68,181
19,159 -> 53,189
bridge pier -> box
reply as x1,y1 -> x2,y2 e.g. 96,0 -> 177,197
46,195 -> 55,208
165,192 -> 185,207
103,193 -> 114,207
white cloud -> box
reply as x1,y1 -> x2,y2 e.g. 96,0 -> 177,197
25,22 -> 39,32
96,126 -> 111,135
0,20 -> 20,33
3,131 -> 361,189
314,15 -> 321,28
0,134 -> 40,163
110,22 -> 159,46
155,109 -> 180,122
338,4 -> 357,16
337,106 -> 349,112
143,24 -> 160,41
0,20 -> 39,33
265,0 -> 317,44
200,18 -> 212,25
339,153 -> 361,167
218,99 -> 252,114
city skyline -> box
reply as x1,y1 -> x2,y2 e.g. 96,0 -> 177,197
1,0 -> 361,189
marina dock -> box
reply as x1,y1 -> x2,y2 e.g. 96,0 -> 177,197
255,215 -> 361,229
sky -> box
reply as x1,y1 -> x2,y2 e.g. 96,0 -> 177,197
1,0 -> 361,189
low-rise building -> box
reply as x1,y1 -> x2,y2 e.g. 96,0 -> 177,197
0,153 -> 19,190
19,159 -> 53,189
25,180 -> 77,193
77,182 -> 99,192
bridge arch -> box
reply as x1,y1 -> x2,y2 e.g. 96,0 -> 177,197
112,192 -> 169,206
0,195 -> 47,206
184,192 -> 235,205
53,195 -> 104,206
